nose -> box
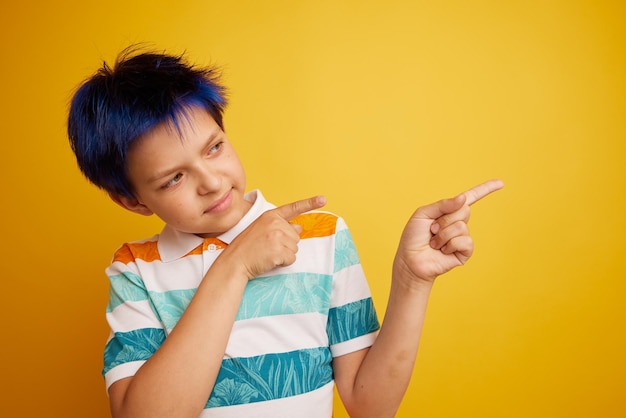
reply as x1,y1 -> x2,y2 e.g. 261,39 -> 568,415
196,164 -> 222,195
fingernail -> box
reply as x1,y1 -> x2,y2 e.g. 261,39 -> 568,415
430,222 -> 440,234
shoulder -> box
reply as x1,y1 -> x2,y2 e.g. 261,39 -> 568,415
110,235 -> 161,264
291,210 -> 350,239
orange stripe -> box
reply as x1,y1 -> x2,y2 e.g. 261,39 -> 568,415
112,241 -> 161,263
292,212 -> 337,239
112,237 -> 227,264
111,215 -> 332,265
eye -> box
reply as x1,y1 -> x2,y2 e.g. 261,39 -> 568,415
162,173 -> 183,189
209,141 -> 224,154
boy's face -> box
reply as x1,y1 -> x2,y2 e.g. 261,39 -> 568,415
115,106 -> 251,237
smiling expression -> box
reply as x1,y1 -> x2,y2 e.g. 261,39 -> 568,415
117,105 -> 252,237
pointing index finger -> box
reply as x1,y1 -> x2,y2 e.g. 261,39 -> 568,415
275,195 -> 327,220
463,179 -> 504,206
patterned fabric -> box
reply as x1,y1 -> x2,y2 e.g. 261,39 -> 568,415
102,190 -> 379,417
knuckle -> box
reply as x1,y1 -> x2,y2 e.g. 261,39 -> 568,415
267,229 -> 286,243
291,201 -> 304,212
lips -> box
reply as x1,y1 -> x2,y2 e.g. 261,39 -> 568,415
204,190 -> 233,214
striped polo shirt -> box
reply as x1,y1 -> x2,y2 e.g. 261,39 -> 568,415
102,190 -> 380,417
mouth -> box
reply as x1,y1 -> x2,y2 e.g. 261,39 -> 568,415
204,190 -> 233,214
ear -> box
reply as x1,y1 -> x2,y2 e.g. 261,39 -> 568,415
109,193 -> 154,216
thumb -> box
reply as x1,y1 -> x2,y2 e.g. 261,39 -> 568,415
275,195 -> 327,221
291,223 -> 303,234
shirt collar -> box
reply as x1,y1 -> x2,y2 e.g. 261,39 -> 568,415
157,190 -> 275,262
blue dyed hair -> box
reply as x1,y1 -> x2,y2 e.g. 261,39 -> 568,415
67,47 -> 227,198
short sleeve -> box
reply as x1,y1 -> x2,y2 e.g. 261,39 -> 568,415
102,244 -> 166,390
326,218 -> 380,357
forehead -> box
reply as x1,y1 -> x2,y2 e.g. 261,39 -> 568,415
125,107 -> 220,171
131,106 -> 218,149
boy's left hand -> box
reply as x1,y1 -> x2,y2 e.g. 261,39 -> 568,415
393,179 -> 504,285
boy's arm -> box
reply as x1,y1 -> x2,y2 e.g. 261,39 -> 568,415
334,180 -> 503,418
108,196 -> 326,418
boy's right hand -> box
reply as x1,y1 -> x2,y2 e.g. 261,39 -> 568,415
225,196 -> 327,279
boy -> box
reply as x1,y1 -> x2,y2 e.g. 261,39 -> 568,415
68,47 -> 502,418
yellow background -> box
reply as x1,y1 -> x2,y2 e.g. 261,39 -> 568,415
2,1 -> 624,416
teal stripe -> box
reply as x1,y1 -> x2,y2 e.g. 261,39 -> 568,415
236,273 -> 332,321
109,272 -> 332,329
206,347 -> 333,408
107,272 -> 149,312
327,298 -> 380,345
148,288 -> 196,330
334,229 -> 360,272
102,328 -> 166,375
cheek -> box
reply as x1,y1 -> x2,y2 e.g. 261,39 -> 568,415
230,155 -> 246,184
237,165 -> 246,186
153,195 -> 191,218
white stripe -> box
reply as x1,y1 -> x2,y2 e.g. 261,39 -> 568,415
225,312 -> 328,358
335,216 -> 349,232
104,360 -> 144,391
330,263 -> 372,308
107,300 -> 164,333
107,259 -> 142,278
115,234 -> 337,293
137,256 -> 205,292
199,381 -> 334,418
108,253 -> 207,293
330,332 -> 378,357
265,235 -> 334,276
